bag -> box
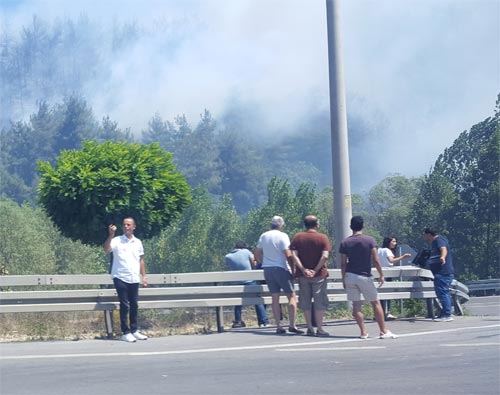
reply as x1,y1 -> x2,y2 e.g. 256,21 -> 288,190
412,249 -> 430,267
426,255 -> 442,274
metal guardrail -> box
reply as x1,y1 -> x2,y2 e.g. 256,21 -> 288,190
0,266 -> 469,337
450,279 -> 469,316
464,279 -> 500,296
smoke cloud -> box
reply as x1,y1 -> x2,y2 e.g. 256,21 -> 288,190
2,0 -> 498,189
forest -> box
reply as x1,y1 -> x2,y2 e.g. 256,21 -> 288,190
0,15 -> 498,281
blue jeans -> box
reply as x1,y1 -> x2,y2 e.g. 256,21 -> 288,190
434,273 -> 454,317
234,304 -> 268,325
113,277 -> 139,334
255,304 -> 269,325
233,281 -> 269,325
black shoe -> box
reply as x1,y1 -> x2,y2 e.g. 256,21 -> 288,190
316,329 -> 330,337
276,327 -> 287,334
288,327 -> 305,335
306,328 -> 316,337
231,321 -> 246,328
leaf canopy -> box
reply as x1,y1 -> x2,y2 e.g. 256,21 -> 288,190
37,140 -> 191,245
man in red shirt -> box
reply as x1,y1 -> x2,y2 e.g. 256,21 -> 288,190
289,215 -> 332,337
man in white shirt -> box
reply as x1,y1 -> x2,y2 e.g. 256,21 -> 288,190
254,216 -> 303,335
104,217 -> 148,342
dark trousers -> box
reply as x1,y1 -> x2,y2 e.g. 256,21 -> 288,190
434,273 -> 454,317
113,278 -> 139,334
234,304 -> 269,325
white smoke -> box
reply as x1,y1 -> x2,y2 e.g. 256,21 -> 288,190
1,0 -> 498,187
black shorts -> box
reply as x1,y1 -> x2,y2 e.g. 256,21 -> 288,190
263,266 -> 294,294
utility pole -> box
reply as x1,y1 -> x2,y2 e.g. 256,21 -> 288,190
326,0 -> 352,266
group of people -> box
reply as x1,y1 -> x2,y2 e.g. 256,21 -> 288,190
104,215 -> 455,342
227,215 -> 401,339
254,215 -> 332,336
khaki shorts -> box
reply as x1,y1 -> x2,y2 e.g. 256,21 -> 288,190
345,272 -> 378,302
297,276 -> 329,311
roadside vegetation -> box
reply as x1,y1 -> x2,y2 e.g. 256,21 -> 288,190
0,21 -> 498,339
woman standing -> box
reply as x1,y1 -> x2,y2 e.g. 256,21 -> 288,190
378,237 -> 411,319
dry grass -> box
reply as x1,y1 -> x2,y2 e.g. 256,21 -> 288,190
0,312 -> 106,342
0,308 -> 242,342
0,301 -> 424,342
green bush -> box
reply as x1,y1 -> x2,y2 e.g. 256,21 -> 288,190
38,140 -> 191,245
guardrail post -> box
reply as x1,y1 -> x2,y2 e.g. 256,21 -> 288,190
425,298 -> 434,319
215,306 -> 224,333
453,295 -> 464,316
104,310 -> 114,339
213,282 -> 224,333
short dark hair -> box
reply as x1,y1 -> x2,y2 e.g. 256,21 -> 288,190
123,217 -> 136,225
304,216 -> 318,229
234,240 -> 247,249
423,228 -> 437,236
350,216 -> 364,231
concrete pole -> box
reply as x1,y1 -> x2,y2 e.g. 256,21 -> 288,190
326,0 -> 352,267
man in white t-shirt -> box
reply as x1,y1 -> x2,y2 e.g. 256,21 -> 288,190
104,217 -> 148,342
254,216 -> 303,335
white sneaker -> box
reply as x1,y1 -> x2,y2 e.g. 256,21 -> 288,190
121,333 -> 136,342
379,330 -> 398,339
132,331 -> 148,340
433,316 -> 454,322
360,334 -> 369,339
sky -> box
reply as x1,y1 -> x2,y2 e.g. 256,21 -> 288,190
1,0 -> 499,188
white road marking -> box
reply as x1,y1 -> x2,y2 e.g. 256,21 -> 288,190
441,343 -> 500,347
467,302 -> 500,306
393,324 -> 500,338
1,323 -> 499,361
277,346 -> 385,351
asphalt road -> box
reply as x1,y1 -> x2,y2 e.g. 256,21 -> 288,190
0,296 -> 499,395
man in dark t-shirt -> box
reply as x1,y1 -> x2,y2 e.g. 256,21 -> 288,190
423,227 -> 455,322
339,216 -> 397,340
